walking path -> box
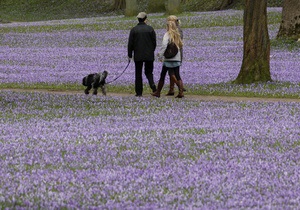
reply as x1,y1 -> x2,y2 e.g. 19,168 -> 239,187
1,88 -> 299,103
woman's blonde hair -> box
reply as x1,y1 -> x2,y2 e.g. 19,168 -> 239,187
167,21 -> 183,49
167,15 -> 180,26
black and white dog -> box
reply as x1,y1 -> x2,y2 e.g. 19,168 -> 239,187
82,71 -> 108,95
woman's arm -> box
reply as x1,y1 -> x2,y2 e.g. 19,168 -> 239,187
158,33 -> 169,58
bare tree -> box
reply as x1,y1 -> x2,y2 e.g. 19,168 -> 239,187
234,0 -> 271,84
125,0 -> 137,16
277,0 -> 300,39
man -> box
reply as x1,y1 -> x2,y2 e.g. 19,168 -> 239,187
128,12 -> 157,97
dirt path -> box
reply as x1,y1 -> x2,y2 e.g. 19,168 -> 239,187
1,88 -> 300,103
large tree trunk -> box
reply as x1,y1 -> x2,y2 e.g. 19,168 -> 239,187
234,0 -> 271,84
166,0 -> 181,14
125,0 -> 137,17
277,0 -> 300,39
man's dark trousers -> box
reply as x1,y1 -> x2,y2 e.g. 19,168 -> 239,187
134,61 -> 156,96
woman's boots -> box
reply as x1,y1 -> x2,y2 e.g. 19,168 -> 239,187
166,77 -> 175,96
152,76 -> 184,98
151,80 -> 164,98
175,79 -> 184,98
166,76 -> 185,97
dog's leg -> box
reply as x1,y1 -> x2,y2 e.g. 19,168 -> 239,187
100,85 -> 107,96
85,85 -> 92,95
92,87 -> 98,95
92,80 -> 99,95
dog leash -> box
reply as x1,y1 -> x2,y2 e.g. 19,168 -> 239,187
106,60 -> 131,84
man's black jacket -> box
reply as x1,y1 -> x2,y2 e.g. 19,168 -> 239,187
128,22 -> 157,62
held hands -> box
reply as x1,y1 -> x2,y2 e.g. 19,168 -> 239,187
156,53 -> 163,62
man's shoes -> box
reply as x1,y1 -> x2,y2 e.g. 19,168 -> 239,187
135,94 -> 142,97
151,85 -> 157,93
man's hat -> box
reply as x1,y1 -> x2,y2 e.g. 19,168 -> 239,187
137,12 -> 147,19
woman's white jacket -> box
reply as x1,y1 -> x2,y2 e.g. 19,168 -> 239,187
158,32 -> 181,62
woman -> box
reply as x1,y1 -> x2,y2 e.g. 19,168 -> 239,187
165,15 -> 184,96
151,21 -> 184,98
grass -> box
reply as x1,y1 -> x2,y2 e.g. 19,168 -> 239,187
0,0 -> 113,22
271,38 -> 300,50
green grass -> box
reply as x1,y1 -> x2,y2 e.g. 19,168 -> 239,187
0,0 -> 113,22
271,38 -> 300,51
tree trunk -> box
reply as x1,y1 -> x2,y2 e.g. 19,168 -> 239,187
234,0 -> 271,84
113,0 -> 125,10
125,0 -> 137,17
217,0 -> 234,10
148,0 -> 165,13
166,0 -> 181,14
277,0 -> 300,39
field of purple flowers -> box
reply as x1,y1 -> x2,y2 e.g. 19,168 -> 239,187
0,8 -> 300,209
0,90 -> 299,209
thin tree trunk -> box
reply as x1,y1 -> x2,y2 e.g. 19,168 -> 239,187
217,0 -> 233,10
148,0 -> 165,12
125,0 -> 137,17
234,0 -> 271,84
166,0 -> 181,14
113,0 -> 125,10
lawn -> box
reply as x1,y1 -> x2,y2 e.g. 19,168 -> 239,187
0,8 -> 300,209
